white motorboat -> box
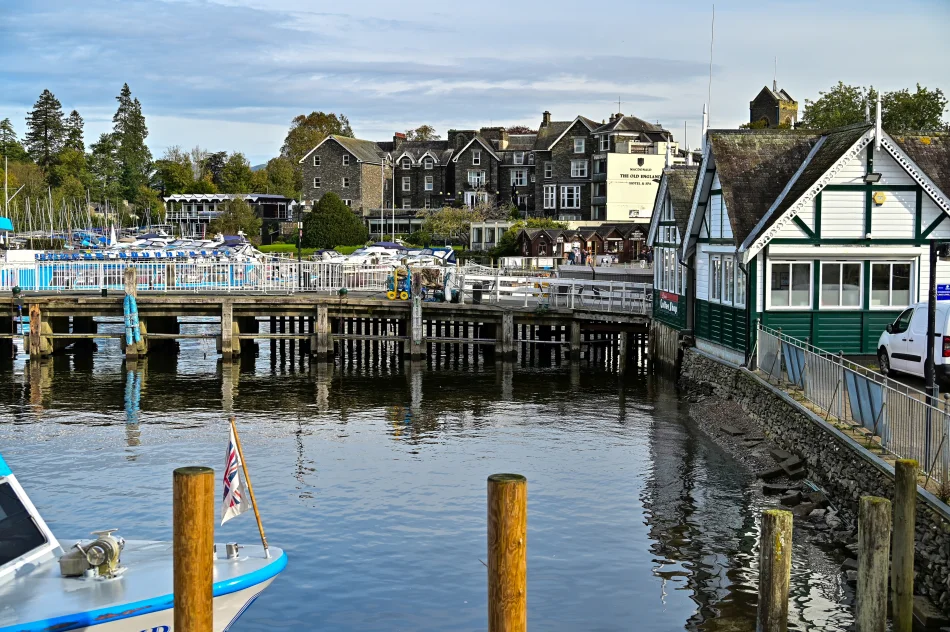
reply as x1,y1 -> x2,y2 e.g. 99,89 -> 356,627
0,454 -> 286,631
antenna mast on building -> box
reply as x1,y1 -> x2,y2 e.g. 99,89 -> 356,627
707,4 -> 715,123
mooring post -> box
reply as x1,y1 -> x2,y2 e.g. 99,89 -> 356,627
618,331 -> 628,372
892,460 -> 917,632
757,509 -> 792,632
173,466 -> 214,632
487,473 -> 527,632
497,312 -> 516,360
569,320 -> 581,360
857,496 -> 892,632
219,300 -> 238,360
408,273 -> 425,360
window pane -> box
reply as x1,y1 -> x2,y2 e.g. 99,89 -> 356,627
841,263 -> 861,306
792,264 -> 810,307
724,258 -> 734,303
711,258 -> 721,300
821,263 -> 840,306
892,263 -> 911,306
871,263 -> 890,307
771,264 -> 789,307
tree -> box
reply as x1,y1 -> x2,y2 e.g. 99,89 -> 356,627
302,192 -> 368,249
64,110 -> 84,151
493,218 -> 566,256
87,132 -> 123,202
506,125 -> 536,134
740,118 -> 790,130
281,112 -> 353,189
219,152 -> 254,193
186,174 -> 217,194
419,206 -> 484,246
264,156 -> 297,198
800,82 -> 948,131
208,198 -> 262,242
189,146 -> 209,181
24,89 -> 65,169
112,83 -> 152,202
0,118 -> 31,163
203,151 -> 227,188
49,147 -> 88,191
405,125 -> 440,141
152,146 -> 194,194
6,161 -> 47,201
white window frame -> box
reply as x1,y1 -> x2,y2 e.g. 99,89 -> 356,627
544,162 -> 552,179
424,175 -> 433,191
342,154 -> 350,166
343,199 -> 352,207
423,157 -> 434,169
313,177 -> 321,188
560,185 -> 580,209
721,256 -> 735,306
710,255 -> 722,302
570,160 -> 588,178
543,185 -> 556,209
870,261 -> 915,310
600,135 -> 609,152
424,198 -> 431,209
467,170 -> 486,187
402,198 -> 412,209
735,263 -> 746,307
574,138 -> 585,154
342,177 -> 350,188
401,157 -> 412,170
402,176 -> 411,192
819,261 -> 864,310
472,150 -> 481,166
513,151 -> 524,165
313,155 -> 321,166
511,169 -> 527,187
766,260 -> 814,310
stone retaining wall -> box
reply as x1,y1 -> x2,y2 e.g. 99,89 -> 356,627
680,347 -> 950,614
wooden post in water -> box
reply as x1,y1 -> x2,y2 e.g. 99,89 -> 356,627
757,508 -> 792,632
487,473 -> 527,632
173,466 -> 214,632
569,320 -> 581,360
497,312 -> 516,360
892,460 -> 917,632
857,496 -> 892,632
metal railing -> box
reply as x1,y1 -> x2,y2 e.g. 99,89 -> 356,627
756,323 -> 950,485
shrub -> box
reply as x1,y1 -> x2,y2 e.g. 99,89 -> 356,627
302,192 -> 368,249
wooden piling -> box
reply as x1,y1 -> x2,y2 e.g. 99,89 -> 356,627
569,320 -> 581,360
173,466 -> 214,632
756,508 -> 792,632
498,312 -> 516,360
892,460 -> 917,632
487,473 -> 527,632
857,496 -> 892,632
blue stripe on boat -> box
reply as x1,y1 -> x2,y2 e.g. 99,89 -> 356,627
0,454 -> 10,477
0,549 -> 287,632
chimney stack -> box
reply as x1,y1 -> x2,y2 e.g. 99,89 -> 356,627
541,111 -> 551,127
393,132 -> 407,145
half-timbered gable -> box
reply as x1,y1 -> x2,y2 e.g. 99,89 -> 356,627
648,166 -> 697,329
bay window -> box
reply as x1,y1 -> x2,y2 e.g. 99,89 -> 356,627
871,262 -> 912,308
769,262 -> 812,308
820,262 -> 862,308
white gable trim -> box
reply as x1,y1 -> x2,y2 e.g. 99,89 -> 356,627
547,116 -> 595,151
298,135 -> 339,164
741,131 -> 873,264
395,152 -> 416,166
451,136 -> 499,163
646,176 -> 669,245
420,150 -> 440,165
881,134 -> 950,215
680,144 -> 712,260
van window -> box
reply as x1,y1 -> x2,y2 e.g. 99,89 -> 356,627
0,482 -> 47,567
892,308 -> 914,334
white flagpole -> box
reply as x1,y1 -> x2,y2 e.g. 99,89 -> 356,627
229,417 -> 269,558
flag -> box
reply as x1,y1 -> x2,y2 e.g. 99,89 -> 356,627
221,425 -> 249,525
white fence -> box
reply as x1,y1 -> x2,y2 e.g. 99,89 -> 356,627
757,323 -> 950,484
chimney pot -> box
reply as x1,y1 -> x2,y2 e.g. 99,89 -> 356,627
542,111 -> 552,127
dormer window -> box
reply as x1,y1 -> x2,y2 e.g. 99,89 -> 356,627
313,155 -> 321,166
514,151 -> 524,165
423,157 -> 434,169
401,157 -> 412,169
342,154 -> 350,166
472,150 -> 481,166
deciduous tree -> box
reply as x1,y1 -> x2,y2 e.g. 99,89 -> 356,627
419,206 -> 484,246
152,146 -> 194,195
219,152 -> 254,193
264,156 -> 297,198
208,198 -> 262,242
281,112 -> 353,189
303,192 -> 368,249
506,125 -> 536,134
800,82 -> 947,132
24,89 -> 65,169
405,125 -> 440,141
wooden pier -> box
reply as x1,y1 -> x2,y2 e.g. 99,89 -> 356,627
0,293 -> 651,365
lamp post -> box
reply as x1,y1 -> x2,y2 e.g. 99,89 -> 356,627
926,241 -> 950,404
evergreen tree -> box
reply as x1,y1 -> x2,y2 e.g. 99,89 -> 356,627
219,152 -> 254,193
0,118 -> 31,163
24,89 -> 65,169
203,151 -> 227,188
112,83 -> 152,202
303,192 -> 368,249
64,110 -> 85,152
88,132 -> 123,202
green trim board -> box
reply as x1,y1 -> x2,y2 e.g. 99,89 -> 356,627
653,289 -> 687,329
695,298 -> 747,352
915,189 -> 923,239
770,237 -> 933,245
791,215 -> 815,238
823,184 -> 920,191
922,213 -> 946,238
761,309 -> 901,354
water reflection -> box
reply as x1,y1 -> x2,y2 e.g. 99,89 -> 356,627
0,332 -> 853,631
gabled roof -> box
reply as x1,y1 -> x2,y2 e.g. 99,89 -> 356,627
534,121 -> 573,150
752,86 -> 796,104
298,135 -> 384,165
890,134 -> 950,197
540,116 -> 597,151
592,114 -> 666,135
451,135 -> 499,162
505,135 -> 538,150
648,166 -> 698,245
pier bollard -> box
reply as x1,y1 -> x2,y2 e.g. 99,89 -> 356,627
757,509 -> 792,632
892,460 -> 917,632
857,496 -> 892,632
487,473 -> 527,632
173,466 -> 214,632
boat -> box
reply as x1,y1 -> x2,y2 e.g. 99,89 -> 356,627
0,453 -> 286,631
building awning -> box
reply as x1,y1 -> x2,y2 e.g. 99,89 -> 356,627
0,217 -> 13,232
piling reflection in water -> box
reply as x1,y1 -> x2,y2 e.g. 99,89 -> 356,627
0,322 -> 853,631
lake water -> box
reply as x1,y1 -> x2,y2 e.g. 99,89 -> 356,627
0,326 -> 854,630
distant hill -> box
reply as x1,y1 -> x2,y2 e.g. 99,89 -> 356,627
251,163 -> 267,172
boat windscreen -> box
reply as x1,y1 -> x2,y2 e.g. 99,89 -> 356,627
0,482 -> 47,567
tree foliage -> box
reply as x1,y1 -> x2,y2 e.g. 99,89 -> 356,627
88,132 -> 123,201
506,125 -> 536,134
24,89 -> 65,169
64,110 -> 85,151
153,146 -> 195,194
281,112 -> 352,190
208,198 -> 262,242
220,152 -> 254,193
0,118 -> 31,163
800,82 -> 948,132
419,206 -> 484,246
264,156 -> 297,198
303,192 -> 368,249
112,83 -> 152,202
405,125 -> 440,141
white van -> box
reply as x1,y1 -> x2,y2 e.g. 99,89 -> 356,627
877,301 -> 950,382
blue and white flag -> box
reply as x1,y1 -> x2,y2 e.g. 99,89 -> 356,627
221,425 -> 249,525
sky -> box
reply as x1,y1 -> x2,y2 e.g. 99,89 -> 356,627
1,0 -> 948,166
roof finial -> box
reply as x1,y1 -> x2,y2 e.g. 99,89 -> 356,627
874,91 -> 882,151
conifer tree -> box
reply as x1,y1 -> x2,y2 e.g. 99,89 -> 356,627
112,83 -> 152,202
64,110 -> 85,152
0,118 -> 31,163
24,89 -> 65,169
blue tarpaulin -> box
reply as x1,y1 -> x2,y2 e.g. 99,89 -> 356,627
782,342 -> 806,387
0,217 -> 13,232
844,368 -> 887,441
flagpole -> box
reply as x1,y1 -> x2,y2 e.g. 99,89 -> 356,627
229,417 -> 270,558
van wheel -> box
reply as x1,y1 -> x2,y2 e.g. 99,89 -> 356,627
878,349 -> 893,376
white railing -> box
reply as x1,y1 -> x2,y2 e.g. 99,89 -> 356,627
756,323 -> 950,484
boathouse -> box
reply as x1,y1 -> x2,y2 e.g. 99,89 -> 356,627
515,223 -> 646,262
678,116 -> 950,364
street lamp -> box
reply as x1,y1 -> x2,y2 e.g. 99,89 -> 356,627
926,241 -> 950,403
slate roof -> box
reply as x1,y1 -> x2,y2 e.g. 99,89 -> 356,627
664,166 -> 700,236
707,128 -> 823,246
332,136 -> 386,164
891,134 -> 950,198
505,135 -> 538,150
753,86 -> 796,104
534,121 -> 573,150
393,140 -> 454,164
592,114 -> 666,135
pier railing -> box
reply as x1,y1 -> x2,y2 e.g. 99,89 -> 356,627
756,323 -> 950,484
